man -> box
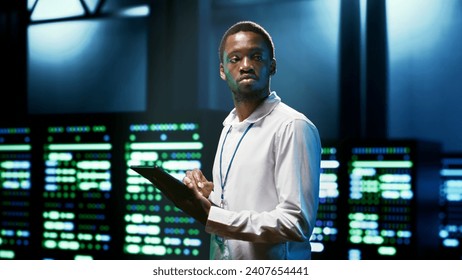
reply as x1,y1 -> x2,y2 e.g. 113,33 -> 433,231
180,20 -> 321,260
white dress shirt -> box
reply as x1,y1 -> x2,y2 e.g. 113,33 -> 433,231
205,91 -> 321,259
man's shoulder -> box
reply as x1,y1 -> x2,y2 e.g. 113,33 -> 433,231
265,102 -> 318,136
272,102 -> 310,123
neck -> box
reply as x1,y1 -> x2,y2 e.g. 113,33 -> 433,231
233,93 -> 269,122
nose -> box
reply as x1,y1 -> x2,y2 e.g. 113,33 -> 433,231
239,57 -> 254,73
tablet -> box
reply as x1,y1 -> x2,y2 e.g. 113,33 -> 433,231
130,165 -> 195,199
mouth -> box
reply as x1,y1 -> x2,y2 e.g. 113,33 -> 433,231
239,74 -> 257,82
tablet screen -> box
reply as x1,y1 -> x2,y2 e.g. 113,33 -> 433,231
130,165 -> 195,199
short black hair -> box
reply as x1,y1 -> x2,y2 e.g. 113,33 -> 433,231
218,21 -> 275,64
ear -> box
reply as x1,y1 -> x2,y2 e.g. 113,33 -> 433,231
270,58 -> 277,76
219,63 -> 226,80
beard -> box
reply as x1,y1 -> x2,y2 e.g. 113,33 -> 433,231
228,77 -> 270,104
232,88 -> 267,103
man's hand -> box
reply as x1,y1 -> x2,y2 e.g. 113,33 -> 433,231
183,169 -> 214,198
154,169 -> 212,226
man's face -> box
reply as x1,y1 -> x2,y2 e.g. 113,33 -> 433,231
220,31 -> 275,101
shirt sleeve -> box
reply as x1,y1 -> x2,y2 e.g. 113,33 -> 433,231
205,119 -> 321,243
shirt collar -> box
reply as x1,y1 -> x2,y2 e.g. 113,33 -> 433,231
223,91 -> 281,127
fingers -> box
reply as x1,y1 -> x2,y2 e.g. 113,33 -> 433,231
184,169 -> 204,186
193,168 -> 206,182
183,174 -> 193,186
182,169 -> 213,198
198,181 -> 213,198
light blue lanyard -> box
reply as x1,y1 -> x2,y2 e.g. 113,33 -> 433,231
219,123 -> 254,208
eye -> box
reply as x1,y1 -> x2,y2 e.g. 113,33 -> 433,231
228,56 -> 239,63
253,54 -> 263,61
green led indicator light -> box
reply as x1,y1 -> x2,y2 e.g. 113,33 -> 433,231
378,246 -> 397,256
